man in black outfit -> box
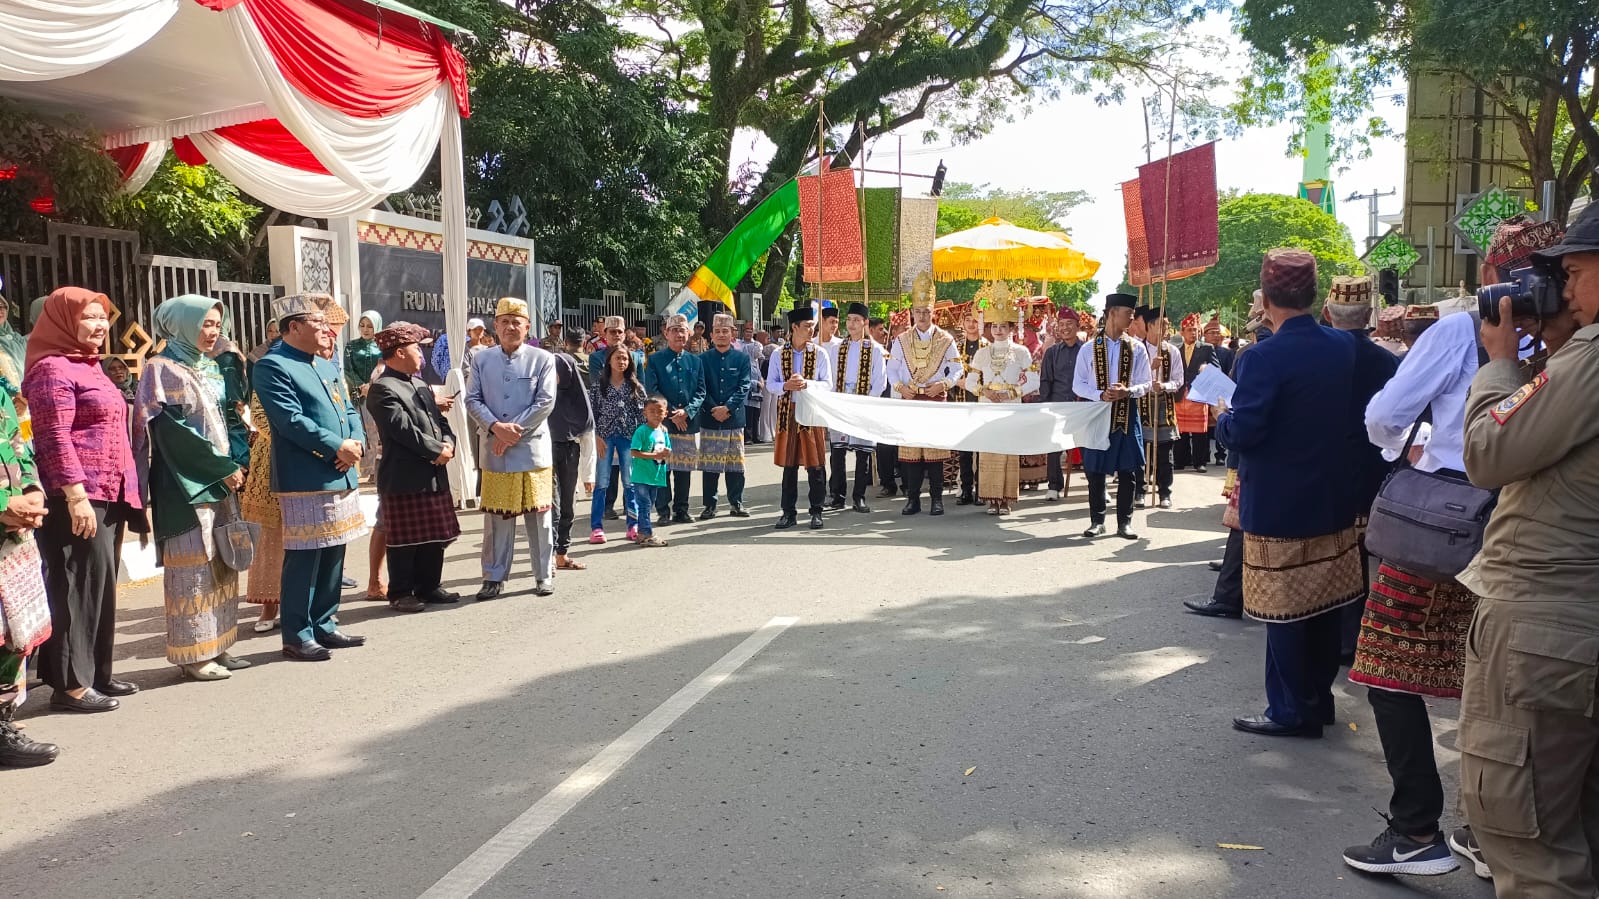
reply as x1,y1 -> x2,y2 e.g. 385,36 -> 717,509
366,322 -> 461,613
549,337 -> 595,572
869,317 -> 900,497
1036,307 -> 1083,500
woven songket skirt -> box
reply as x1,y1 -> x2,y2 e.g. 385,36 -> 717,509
280,490 -> 368,551
774,426 -> 827,469
978,453 -> 1019,501
667,432 -> 699,472
245,524 -> 284,606
161,520 -> 240,665
481,469 -> 554,516
1175,400 -> 1210,435
379,490 -> 462,547
1348,562 -> 1478,698
698,428 -> 746,473
1242,527 -> 1365,623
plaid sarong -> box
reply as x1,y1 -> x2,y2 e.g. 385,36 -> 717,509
378,490 -> 462,547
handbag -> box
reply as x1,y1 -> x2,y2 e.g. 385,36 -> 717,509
214,494 -> 260,572
1364,410 -> 1497,581
0,534 -> 52,653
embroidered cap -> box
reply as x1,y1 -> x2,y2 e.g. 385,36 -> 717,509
1378,304 -> 1409,323
1259,248 -> 1318,306
1489,214 -> 1565,270
1325,275 -> 1374,306
495,297 -> 530,319
1404,304 -> 1440,322
374,321 -> 431,353
1180,312 -> 1202,329
711,313 -> 736,330
272,292 -> 344,326
1076,310 -> 1097,332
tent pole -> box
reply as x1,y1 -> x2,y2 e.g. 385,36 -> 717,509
440,112 -> 477,503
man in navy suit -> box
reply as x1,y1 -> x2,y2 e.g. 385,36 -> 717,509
1217,249 -> 1367,738
1204,319 -> 1236,465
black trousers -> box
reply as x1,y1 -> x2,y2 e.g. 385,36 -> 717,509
1134,440 -> 1175,500
1173,432 -> 1211,469
1368,687 -> 1444,836
36,497 -> 124,692
1085,470 -> 1136,526
898,460 -> 946,502
828,447 -> 874,500
654,470 -> 693,518
958,450 -> 978,498
1212,528 -> 1244,610
876,443 -> 900,491
701,471 -> 746,509
744,407 -> 762,443
1046,452 -> 1066,492
780,465 -> 825,516
388,543 -> 446,598
1211,429 -> 1226,465
551,439 -> 581,555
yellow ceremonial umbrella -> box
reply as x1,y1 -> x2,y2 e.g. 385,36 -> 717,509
931,216 -> 1101,283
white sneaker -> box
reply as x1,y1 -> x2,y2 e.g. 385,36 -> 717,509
1046,489 -> 1060,501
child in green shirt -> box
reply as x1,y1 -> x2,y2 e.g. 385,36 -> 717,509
629,397 -> 671,546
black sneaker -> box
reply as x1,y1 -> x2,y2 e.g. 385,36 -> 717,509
1342,824 -> 1458,876
1448,826 -> 1492,880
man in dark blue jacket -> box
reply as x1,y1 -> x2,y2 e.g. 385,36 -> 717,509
1321,275 -> 1400,661
1216,250 -> 1366,738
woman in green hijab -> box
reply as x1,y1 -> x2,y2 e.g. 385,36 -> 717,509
133,294 -> 250,681
207,310 -> 253,470
0,296 -> 25,384
345,310 -> 383,482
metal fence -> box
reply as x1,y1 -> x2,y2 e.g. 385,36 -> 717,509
0,223 -> 276,374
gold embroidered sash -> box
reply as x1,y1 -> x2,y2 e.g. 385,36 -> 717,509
1093,337 -> 1134,433
777,345 -> 817,432
1139,342 -> 1176,430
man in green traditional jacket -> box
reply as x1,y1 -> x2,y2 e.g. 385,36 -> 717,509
253,294 -> 370,662
0,375 -> 57,766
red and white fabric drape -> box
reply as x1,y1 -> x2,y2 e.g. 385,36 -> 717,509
0,0 -> 470,215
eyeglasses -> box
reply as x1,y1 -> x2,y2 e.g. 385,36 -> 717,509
291,315 -> 329,328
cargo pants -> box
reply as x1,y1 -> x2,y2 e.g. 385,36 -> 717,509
1460,597 -> 1599,897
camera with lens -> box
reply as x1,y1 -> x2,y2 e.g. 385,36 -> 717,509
1477,266 -> 1565,325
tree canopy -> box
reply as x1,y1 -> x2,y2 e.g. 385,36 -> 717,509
1232,0 -> 1599,220
1150,192 -> 1359,321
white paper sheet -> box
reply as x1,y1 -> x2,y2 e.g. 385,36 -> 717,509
795,390 -> 1110,454
1184,365 -> 1236,408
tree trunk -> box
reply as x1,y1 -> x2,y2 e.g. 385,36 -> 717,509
756,225 -> 796,319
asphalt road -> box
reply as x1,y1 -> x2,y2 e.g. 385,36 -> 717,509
5,447 -> 1497,898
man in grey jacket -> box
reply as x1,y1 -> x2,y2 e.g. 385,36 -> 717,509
467,297 -> 558,600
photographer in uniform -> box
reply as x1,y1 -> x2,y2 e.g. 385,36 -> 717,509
1457,203 -> 1599,898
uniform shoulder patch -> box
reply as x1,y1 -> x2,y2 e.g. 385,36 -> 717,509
1490,371 -> 1548,424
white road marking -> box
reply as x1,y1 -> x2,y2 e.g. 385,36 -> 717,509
419,616 -> 799,899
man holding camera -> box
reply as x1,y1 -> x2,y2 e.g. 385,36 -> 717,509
1457,203 -> 1599,898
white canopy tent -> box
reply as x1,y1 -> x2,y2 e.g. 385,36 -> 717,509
0,0 -> 477,479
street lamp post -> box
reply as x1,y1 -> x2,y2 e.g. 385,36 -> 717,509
1346,188 -> 1398,251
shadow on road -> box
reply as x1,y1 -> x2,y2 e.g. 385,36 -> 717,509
4,557 -> 1486,899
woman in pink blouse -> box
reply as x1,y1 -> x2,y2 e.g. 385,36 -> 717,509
22,288 -> 145,713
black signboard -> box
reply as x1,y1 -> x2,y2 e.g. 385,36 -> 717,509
357,243 -> 528,336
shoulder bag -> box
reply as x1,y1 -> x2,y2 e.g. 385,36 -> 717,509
214,494 -> 260,572
1364,410 -> 1497,581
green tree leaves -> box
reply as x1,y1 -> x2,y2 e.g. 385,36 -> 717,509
1147,192 -> 1360,321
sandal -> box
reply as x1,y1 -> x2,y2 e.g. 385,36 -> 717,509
555,557 -> 587,571
179,662 -> 231,681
